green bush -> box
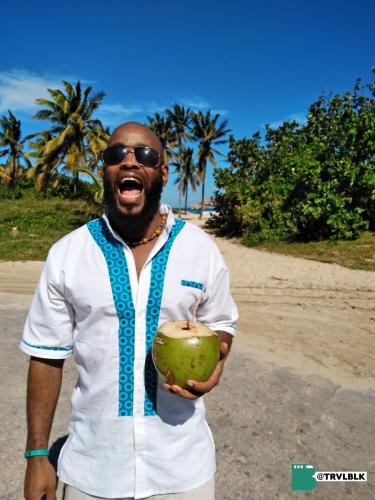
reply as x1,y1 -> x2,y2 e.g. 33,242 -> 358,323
0,173 -> 96,202
210,73 -> 375,242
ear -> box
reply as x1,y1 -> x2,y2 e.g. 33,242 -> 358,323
161,163 -> 169,186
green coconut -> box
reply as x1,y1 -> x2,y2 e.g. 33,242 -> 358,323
152,320 -> 220,388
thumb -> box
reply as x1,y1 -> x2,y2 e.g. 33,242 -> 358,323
219,341 -> 229,359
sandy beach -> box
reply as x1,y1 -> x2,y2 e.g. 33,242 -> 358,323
1,214 -> 374,499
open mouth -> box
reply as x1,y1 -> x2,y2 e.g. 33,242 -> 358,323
117,177 -> 144,204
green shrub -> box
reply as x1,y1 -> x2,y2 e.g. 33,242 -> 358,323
211,73 -> 375,242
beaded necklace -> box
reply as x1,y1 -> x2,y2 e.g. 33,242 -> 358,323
126,213 -> 167,247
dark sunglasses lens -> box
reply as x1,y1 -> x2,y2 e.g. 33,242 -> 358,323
103,146 -> 125,165
135,147 -> 160,167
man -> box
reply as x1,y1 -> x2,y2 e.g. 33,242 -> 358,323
21,122 -> 238,500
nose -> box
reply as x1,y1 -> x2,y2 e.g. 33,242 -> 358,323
120,149 -> 139,169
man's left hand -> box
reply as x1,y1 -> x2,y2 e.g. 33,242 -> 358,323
163,331 -> 233,400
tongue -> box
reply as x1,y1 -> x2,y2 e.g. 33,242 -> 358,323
118,188 -> 142,204
125,188 -> 141,195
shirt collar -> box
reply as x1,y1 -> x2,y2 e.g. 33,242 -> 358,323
102,203 -> 175,246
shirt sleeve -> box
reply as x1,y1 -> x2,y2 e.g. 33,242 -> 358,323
196,252 -> 238,336
19,251 -> 75,359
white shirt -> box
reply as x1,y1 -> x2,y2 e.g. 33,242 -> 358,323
20,204 -> 238,499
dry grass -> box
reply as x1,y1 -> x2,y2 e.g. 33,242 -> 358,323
253,231 -> 375,271
0,197 -> 96,260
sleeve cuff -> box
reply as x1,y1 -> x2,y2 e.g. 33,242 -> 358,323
19,339 -> 73,359
208,323 -> 237,336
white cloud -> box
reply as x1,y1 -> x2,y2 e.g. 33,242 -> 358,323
0,69 -> 66,113
0,69 -> 147,126
97,103 -> 146,125
0,69 -> 228,129
178,96 -> 211,110
268,112 -> 306,129
100,103 -> 144,115
176,97 -> 228,117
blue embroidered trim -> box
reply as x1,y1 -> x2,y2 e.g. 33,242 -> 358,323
144,219 -> 186,415
181,280 -> 205,290
22,339 -> 73,351
87,218 -> 135,417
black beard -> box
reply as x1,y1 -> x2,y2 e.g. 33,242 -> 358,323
103,171 -> 164,243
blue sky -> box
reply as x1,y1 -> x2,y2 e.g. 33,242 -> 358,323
0,0 -> 374,207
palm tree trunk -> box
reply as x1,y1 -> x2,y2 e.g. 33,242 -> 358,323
9,154 -> 16,189
42,172 -> 50,199
73,172 -> 79,195
178,186 -> 182,218
184,184 -> 188,214
177,142 -> 182,217
200,166 -> 206,219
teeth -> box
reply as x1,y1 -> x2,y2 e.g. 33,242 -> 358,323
119,177 -> 142,187
118,177 -> 143,194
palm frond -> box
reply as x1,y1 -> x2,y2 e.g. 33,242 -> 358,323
30,80 -> 107,193
33,109 -> 54,121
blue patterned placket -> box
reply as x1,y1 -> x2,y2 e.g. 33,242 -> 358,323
144,218 -> 185,415
87,217 -> 185,417
87,218 -> 135,416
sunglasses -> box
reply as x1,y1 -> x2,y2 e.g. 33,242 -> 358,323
102,144 -> 161,168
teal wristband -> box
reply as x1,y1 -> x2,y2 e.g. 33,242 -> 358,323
24,449 -> 49,458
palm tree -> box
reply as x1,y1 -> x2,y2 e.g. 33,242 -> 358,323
164,104 -> 194,215
191,111 -> 230,218
0,111 -> 31,188
147,112 -> 176,160
33,80 -> 106,194
165,104 -> 192,148
85,123 -> 110,171
171,146 -> 198,214
26,132 -> 61,196
78,123 -> 110,205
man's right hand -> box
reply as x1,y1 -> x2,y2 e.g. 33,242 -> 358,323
24,457 -> 57,500
24,357 -> 64,499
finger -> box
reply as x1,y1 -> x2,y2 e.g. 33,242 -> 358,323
186,375 -> 219,393
165,382 -> 203,399
163,383 -> 176,394
187,361 -> 224,392
163,383 -> 198,398
185,386 -> 205,397
170,385 -> 200,400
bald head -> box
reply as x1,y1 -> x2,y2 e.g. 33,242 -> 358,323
109,121 -> 164,160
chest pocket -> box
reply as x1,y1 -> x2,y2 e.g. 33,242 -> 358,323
159,278 -> 207,322
181,279 -> 206,291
